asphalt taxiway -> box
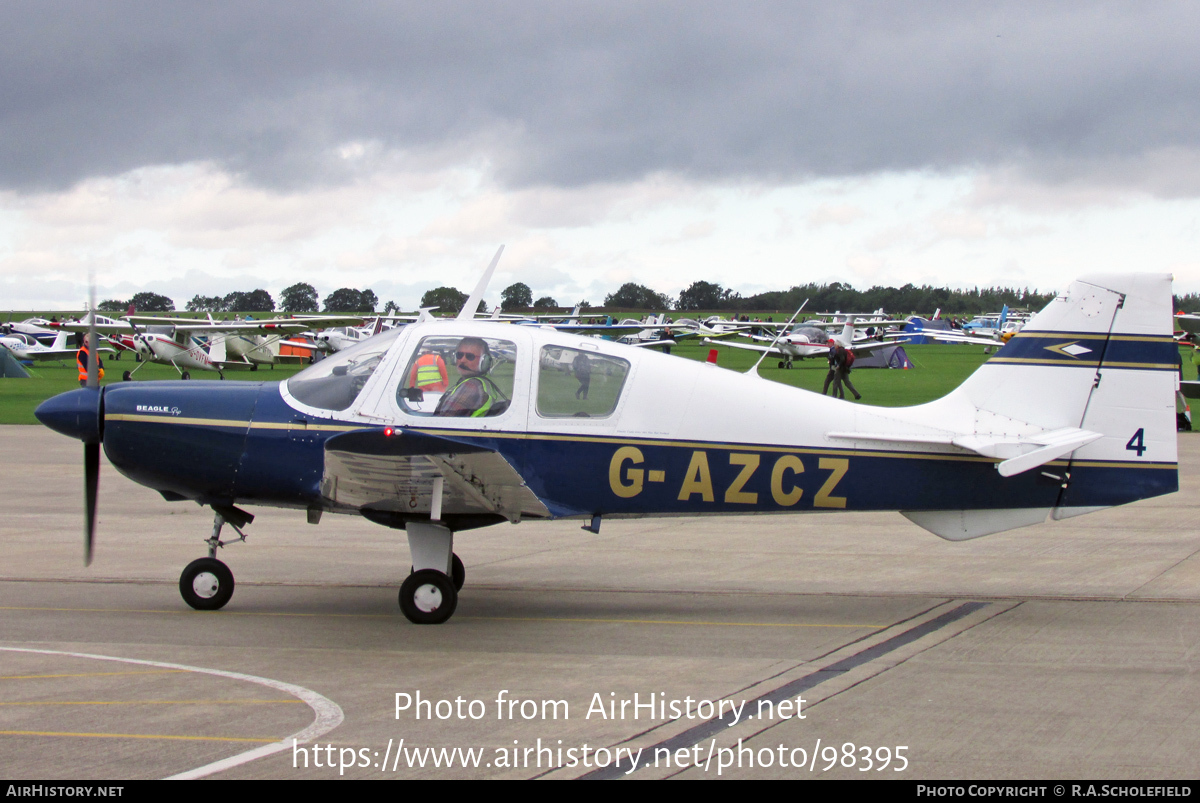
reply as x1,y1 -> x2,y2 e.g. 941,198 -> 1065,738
1,424 -> 1198,779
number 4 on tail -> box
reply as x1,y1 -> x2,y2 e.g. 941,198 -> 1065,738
1126,428 -> 1147,457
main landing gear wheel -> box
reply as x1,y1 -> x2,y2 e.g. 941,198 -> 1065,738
179,557 -> 235,610
399,569 -> 457,624
181,371 -> 191,380
409,553 -> 465,591
122,371 -> 132,381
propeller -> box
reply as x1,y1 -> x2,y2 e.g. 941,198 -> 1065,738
84,273 -> 99,565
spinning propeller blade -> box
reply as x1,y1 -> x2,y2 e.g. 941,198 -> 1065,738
84,270 -> 99,564
84,441 -> 98,566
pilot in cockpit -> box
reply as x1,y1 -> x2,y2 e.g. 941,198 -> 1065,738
433,336 -> 508,417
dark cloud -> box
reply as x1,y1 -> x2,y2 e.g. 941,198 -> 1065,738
3,1 -> 1200,192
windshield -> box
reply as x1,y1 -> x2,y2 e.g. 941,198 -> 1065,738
287,327 -> 403,411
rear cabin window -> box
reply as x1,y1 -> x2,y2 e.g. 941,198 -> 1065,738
397,335 -> 517,417
536,346 -> 629,418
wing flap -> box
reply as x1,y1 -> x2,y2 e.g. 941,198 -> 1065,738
321,428 -> 549,522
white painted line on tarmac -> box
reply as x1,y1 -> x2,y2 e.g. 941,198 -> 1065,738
0,646 -> 344,780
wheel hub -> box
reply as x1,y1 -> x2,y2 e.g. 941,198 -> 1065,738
412,583 -> 443,612
192,571 -> 220,599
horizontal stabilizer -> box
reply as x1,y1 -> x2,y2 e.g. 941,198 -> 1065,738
994,429 -> 1102,477
826,426 -> 1101,476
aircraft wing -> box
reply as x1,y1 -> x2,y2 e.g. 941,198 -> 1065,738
889,331 -> 1000,346
124,316 -> 322,333
542,323 -> 669,335
320,428 -> 551,523
846,339 -> 901,354
806,318 -> 909,329
23,346 -> 113,361
702,337 -> 784,356
50,321 -> 133,333
1175,313 -> 1200,335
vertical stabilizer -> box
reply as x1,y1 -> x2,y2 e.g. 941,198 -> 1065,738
949,274 -> 1178,512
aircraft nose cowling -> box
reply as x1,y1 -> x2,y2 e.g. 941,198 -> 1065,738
35,387 -> 102,444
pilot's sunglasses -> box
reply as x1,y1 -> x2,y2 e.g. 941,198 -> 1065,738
456,351 -> 481,361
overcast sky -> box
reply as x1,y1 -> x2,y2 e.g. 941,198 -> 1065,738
4,1 -> 1200,310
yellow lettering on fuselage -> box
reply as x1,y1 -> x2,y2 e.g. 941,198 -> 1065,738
814,457 -> 849,508
609,446 -> 645,498
771,455 -> 805,506
724,453 -> 760,504
678,451 -> 715,502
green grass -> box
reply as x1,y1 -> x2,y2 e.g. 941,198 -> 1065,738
5,340 -> 1193,425
670,339 -> 995,407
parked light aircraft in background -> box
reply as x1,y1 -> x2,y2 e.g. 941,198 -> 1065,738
54,313 -> 361,379
0,330 -> 110,362
703,314 -> 905,368
4,317 -> 63,345
895,306 -> 1027,350
36,256 -> 1178,625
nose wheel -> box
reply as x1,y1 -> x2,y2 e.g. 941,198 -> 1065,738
178,509 -> 249,611
399,570 -> 458,625
399,522 -> 463,624
179,557 -> 234,610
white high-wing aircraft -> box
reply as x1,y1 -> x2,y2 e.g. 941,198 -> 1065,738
36,258 -> 1179,626
0,330 -> 110,362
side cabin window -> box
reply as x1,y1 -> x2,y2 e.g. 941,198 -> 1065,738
397,335 -> 517,418
536,345 -> 629,419
286,327 -> 403,412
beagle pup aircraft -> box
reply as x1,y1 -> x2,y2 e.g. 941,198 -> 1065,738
36,257 -> 1179,624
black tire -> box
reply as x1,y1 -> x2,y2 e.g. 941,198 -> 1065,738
122,371 -> 132,381
250,364 -> 258,372
451,553 -> 465,591
399,569 -> 458,624
181,371 -> 190,380
179,558 -> 235,611
777,361 -> 784,369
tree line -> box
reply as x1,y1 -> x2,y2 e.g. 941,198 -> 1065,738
100,279 -> 1122,317
99,284 -> 391,314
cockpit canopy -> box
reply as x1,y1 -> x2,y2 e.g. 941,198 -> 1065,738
286,327 -> 403,412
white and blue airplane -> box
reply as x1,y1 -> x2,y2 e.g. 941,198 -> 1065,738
36,259 -> 1179,625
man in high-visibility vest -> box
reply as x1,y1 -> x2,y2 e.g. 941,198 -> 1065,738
434,337 -> 506,417
76,340 -> 105,387
408,350 -> 449,392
